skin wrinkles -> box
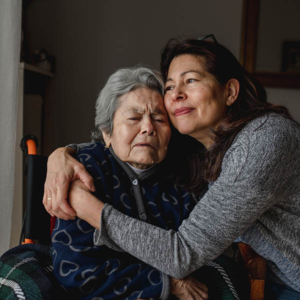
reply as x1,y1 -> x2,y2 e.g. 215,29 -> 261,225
103,87 -> 171,169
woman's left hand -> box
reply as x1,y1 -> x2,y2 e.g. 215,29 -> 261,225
68,179 -> 104,229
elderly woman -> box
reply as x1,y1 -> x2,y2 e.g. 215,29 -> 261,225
50,66 -> 208,300
46,37 -> 300,299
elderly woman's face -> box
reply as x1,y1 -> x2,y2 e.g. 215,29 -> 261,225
103,87 -> 171,169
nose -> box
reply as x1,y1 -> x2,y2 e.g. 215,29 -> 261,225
140,117 -> 156,136
168,85 -> 187,102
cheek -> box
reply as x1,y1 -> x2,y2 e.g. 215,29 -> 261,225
164,97 -> 172,113
115,126 -> 136,144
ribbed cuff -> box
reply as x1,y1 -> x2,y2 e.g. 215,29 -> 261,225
160,273 -> 170,300
93,203 -> 124,252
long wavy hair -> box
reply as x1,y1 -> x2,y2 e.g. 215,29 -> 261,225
161,38 -> 292,195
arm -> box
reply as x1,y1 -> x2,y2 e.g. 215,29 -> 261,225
43,144 -> 95,220
93,117 -> 299,278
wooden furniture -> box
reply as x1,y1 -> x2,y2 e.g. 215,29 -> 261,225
238,242 -> 267,300
241,0 -> 300,89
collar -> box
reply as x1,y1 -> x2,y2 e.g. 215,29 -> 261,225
108,146 -> 161,182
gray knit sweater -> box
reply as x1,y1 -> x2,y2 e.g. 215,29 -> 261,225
94,113 -> 300,291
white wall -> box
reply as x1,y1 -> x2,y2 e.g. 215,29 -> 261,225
26,0 -> 243,149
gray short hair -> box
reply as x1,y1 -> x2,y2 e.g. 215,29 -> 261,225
91,66 -> 164,142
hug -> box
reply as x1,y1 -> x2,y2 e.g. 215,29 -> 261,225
44,36 -> 300,299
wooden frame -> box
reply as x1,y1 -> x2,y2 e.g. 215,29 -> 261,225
241,0 -> 300,89
238,243 -> 266,300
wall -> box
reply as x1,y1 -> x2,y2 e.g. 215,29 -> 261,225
267,87 -> 300,123
255,0 -> 300,123
256,0 -> 300,72
26,0 -> 244,149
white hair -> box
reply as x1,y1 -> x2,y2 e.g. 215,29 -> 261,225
91,66 -> 164,142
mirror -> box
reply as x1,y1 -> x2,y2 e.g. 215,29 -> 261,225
241,0 -> 300,88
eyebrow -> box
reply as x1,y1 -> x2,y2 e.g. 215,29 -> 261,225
166,70 -> 205,83
124,107 -> 166,116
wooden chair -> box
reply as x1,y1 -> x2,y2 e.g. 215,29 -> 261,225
238,242 -> 267,300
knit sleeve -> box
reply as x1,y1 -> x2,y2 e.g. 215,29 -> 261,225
94,115 -> 300,278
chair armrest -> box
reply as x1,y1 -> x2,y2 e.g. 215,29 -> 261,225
238,242 -> 266,280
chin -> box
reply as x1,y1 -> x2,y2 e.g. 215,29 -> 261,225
133,156 -> 157,167
177,127 -> 194,136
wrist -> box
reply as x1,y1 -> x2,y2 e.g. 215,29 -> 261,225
81,194 -> 104,229
170,278 -> 184,297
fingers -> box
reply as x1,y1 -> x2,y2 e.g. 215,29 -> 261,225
43,191 -> 54,217
43,173 -> 76,220
192,283 -> 209,300
172,277 -> 209,300
74,165 -> 95,192
56,183 -> 76,217
43,188 -> 75,220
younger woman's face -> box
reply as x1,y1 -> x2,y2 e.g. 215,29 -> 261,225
164,54 -> 229,148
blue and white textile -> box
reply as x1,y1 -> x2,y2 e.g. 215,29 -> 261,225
52,143 -> 196,299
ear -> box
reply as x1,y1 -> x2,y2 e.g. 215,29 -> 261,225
102,131 -> 111,148
225,79 -> 240,106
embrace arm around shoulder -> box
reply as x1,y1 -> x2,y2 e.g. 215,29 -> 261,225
94,116 -> 299,279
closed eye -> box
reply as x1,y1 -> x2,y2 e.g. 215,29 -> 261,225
128,117 -> 141,121
164,85 -> 174,93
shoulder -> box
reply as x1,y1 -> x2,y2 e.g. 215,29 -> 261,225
221,114 -> 300,182
76,142 -> 113,165
240,113 -> 299,138
232,113 -> 300,151
77,142 -> 105,154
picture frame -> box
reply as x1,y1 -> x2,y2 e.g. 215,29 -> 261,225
282,41 -> 300,73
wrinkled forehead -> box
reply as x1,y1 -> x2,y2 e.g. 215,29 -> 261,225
118,87 -> 167,115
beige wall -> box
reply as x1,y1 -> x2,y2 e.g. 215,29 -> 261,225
26,0 -> 243,149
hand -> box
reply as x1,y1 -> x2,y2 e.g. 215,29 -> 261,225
43,147 -> 95,220
170,276 -> 208,300
69,179 -> 104,229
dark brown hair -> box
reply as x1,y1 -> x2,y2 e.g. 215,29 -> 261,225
161,38 -> 292,195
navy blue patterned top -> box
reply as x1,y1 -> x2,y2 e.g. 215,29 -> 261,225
52,142 -> 197,299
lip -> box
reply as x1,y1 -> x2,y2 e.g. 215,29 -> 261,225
174,107 -> 194,117
134,143 -> 157,150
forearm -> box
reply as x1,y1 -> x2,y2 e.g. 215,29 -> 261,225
68,181 -> 104,228
95,203 -> 212,279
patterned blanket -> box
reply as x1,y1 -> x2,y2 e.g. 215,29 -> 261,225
0,244 -> 64,300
